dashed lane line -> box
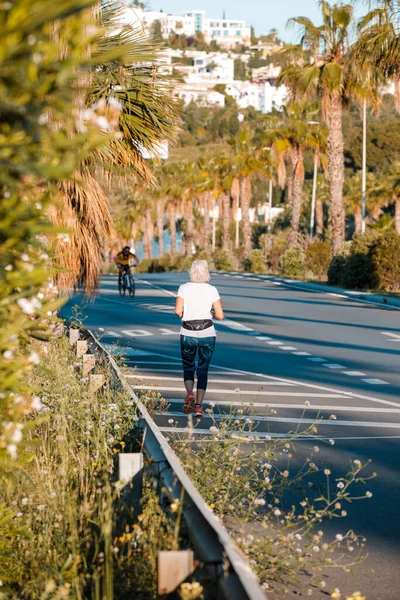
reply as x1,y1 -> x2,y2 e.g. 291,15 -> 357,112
343,371 -> 367,377
133,385 -> 350,398
325,364 -> 346,369
362,378 -> 390,385
307,357 -> 326,362
158,428 -> 400,440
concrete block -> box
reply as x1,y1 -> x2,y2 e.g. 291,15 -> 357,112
82,353 -> 96,376
89,374 -> 105,393
76,340 -> 88,358
69,329 -> 80,345
158,550 -> 194,594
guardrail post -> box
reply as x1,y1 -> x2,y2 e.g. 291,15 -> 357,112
119,452 -> 143,506
158,550 -> 194,595
69,329 -> 80,345
76,340 -> 88,358
82,354 -> 96,376
89,374 -> 105,393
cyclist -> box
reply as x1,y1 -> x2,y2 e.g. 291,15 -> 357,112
114,246 -> 140,285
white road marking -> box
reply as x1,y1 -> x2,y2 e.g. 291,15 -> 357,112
326,293 -> 347,298
256,336 -> 272,340
362,378 -> 390,385
103,345 -> 153,356
141,280 -> 177,298
344,371 -> 367,377
161,411 -> 400,429
159,427 -> 400,440
267,341 -> 283,345
222,319 -> 254,331
293,351 -> 311,356
165,398 -> 400,413
134,385 -> 349,397
127,369 -> 243,374
122,329 -> 153,337
325,364 -> 345,369
381,331 -> 400,341
105,330 -> 122,337
307,357 -> 326,362
127,375 -> 295,385
159,328 -> 180,335
280,346 -> 297,351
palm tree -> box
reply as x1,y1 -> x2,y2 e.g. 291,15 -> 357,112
267,101 -> 327,245
356,1 -> 400,112
54,2 -> 179,293
229,130 -> 270,258
279,2 -> 375,254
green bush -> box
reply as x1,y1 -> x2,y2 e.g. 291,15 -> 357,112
136,258 -> 155,273
244,249 -> 266,274
279,246 -> 305,278
213,249 -> 234,271
173,254 -> 194,271
327,241 -> 352,286
305,241 -> 332,280
194,250 -> 215,270
370,232 -> 400,291
341,253 -> 374,290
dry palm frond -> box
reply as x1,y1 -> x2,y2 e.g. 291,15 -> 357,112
51,166 -> 114,295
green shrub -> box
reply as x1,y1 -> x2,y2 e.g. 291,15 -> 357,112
305,241 -> 332,280
173,254 -> 194,271
213,249 -> 234,271
244,249 -> 266,274
370,232 -> 400,291
351,230 -> 379,255
279,246 -> 305,278
136,258 -> 155,273
341,253 -> 374,290
194,250 -> 215,269
327,241 -> 352,286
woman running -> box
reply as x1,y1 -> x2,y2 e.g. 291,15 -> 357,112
174,260 -> 224,417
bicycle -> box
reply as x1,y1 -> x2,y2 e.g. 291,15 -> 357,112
118,266 -> 135,298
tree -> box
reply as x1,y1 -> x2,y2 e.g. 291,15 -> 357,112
279,2 -> 373,254
268,101 -> 327,244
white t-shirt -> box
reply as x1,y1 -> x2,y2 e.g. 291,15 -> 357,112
177,282 -> 220,338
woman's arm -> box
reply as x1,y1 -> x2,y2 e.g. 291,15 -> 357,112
212,299 -> 224,320
175,296 -> 184,318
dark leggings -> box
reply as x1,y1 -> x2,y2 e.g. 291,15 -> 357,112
180,335 -> 216,390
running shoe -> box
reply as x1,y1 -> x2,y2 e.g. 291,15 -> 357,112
194,404 -> 204,418
182,392 -> 195,414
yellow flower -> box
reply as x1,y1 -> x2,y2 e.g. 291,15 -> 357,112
209,503 -> 215,509
345,593 -> 366,600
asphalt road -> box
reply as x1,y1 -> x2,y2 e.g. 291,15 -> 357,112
62,272 -> 400,600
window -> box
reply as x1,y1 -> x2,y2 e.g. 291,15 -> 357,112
212,30 -> 221,36
224,30 -> 228,36
236,30 -> 242,36
223,22 -> 227,27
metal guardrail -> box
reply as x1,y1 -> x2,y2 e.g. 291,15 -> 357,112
81,326 -> 267,600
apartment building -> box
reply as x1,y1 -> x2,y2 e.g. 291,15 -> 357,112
122,7 -> 251,48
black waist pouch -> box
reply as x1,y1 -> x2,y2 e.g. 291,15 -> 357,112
182,319 -> 213,331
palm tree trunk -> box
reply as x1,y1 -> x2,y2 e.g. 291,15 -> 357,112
221,191 -> 230,252
185,200 -> 194,256
394,75 -> 400,114
156,198 -> 164,256
354,205 -> 362,233
371,203 -> 381,223
240,176 -> 252,258
168,202 -> 177,256
316,198 -> 323,237
288,146 -> 304,246
144,206 -> 153,259
395,197 -> 400,234
326,94 -> 345,255
203,192 -> 210,252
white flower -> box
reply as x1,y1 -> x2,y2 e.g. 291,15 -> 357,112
5,264 -> 13,271
245,418 -> 252,424
11,426 -> 23,443
341,510 -> 347,516
304,401 -> 311,407
29,351 -> 40,365
31,396 -> 44,411
335,534 -> 343,541
324,469 -> 331,476
234,387 -> 240,393
21,498 -> 28,505
37,504 -> 45,511
330,414 -> 337,420
254,498 -> 266,506
3,350 -> 13,359
7,444 -> 17,459
282,470 -> 289,478
265,435 -> 271,441
329,439 -> 335,445
16,512 -> 23,517
353,459 -> 361,467
273,508 -> 281,516
337,481 -> 345,489
295,533 -> 302,540
209,402 -> 215,407
312,545 -> 320,552
17,298 -> 36,315
366,491 -> 372,498
264,477 -> 270,484
168,418 -> 174,424
313,446 -> 319,453
209,426 -> 219,434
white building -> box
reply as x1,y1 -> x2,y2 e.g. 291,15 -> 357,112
225,79 -> 288,114
175,85 -> 225,107
122,7 -> 251,48
186,52 -> 234,83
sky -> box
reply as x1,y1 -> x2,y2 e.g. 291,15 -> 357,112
145,0 -> 323,41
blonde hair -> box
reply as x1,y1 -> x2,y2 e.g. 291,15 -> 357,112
189,259 -> 210,283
